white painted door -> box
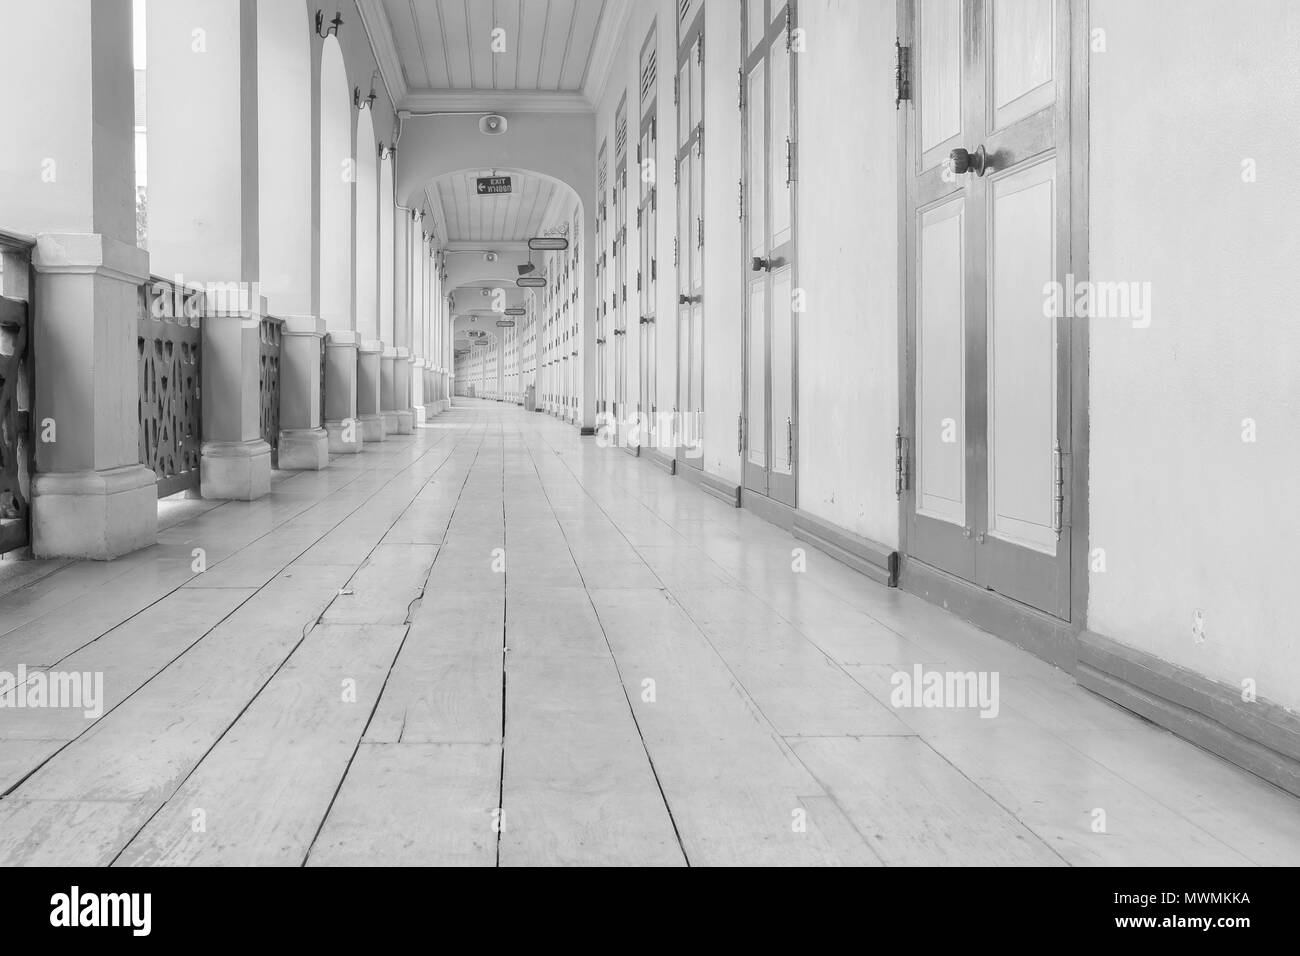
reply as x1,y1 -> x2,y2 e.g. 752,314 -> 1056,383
902,0 -> 1073,618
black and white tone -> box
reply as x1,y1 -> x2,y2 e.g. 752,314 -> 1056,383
1,0 -> 1298,888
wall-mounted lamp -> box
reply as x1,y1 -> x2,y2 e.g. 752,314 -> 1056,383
354,85 -> 377,110
315,9 -> 343,38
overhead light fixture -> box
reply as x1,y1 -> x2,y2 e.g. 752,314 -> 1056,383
528,237 -> 569,251
517,276 -> 546,288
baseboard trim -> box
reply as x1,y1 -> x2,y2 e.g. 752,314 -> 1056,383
793,510 -> 897,588
741,488 -> 795,531
898,556 -> 1078,670
676,464 -> 741,507
642,447 -> 676,475
1077,631 -> 1300,797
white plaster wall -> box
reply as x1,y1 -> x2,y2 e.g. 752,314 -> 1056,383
794,0 -> 899,546
1088,0 -> 1300,709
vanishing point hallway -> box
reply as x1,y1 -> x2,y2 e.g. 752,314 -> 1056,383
0,401 -> 1295,867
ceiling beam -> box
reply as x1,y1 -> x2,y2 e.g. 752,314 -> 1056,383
583,0 -> 633,110
356,0 -> 409,110
399,90 -> 594,113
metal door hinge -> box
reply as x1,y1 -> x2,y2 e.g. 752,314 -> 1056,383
894,427 -> 909,498
697,216 -> 704,248
786,417 -> 794,467
673,75 -> 680,107
784,5 -> 793,50
697,33 -> 704,65
738,414 -> 744,455
673,235 -> 679,266
785,137 -> 796,185
738,178 -> 745,220
895,39 -> 912,109
1052,439 -> 1065,538
738,68 -> 745,111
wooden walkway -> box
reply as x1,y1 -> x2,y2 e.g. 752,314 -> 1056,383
0,400 -> 1296,865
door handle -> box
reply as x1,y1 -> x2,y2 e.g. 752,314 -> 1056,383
751,256 -> 771,272
678,293 -> 701,305
949,145 -> 989,177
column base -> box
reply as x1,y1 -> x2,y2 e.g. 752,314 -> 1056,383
278,427 -> 329,470
326,420 -> 364,454
424,402 -> 438,420
382,411 -> 401,435
201,440 -> 272,501
395,411 -> 413,434
31,464 -> 158,560
359,414 -> 387,442
411,406 -> 426,426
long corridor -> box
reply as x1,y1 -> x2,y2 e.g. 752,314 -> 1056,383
0,400 -> 1296,867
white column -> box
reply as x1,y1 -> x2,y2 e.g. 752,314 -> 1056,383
148,0 -> 270,499
409,219 -> 426,423
0,0 -> 156,557
391,206 -> 412,433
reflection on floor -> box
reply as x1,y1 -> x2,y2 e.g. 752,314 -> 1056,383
0,399 -> 1296,866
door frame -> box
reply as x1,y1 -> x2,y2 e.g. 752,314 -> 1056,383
894,0 -> 1091,659
675,5 -> 706,471
740,0 -> 800,507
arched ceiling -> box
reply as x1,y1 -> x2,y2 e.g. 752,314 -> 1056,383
430,168 -> 559,244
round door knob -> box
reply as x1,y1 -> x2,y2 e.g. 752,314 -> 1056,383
949,145 -> 989,177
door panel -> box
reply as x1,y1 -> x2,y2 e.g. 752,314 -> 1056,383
916,196 -> 966,527
918,0 -> 962,168
992,0 -> 1054,128
747,64 -> 767,260
986,158 -> 1056,554
769,37 -> 792,250
770,266 -> 794,478
746,279 -> 768,475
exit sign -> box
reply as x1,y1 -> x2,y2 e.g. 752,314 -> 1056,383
476,176 -> 512,195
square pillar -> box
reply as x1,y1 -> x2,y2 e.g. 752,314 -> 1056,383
199,292 -> 271,500
277,314 -> 329,470
324,332 -> 362,454
357,340 -> 385,442
392,348 -> 413,434
30,236 -> 158,559
380,346 -> 400,434
424,364 -> 438,420
410,354 -> 426,426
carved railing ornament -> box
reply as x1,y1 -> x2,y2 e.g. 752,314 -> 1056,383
138,279 -> 202,498
0,283 -> 32,552
259,316 -> 284,467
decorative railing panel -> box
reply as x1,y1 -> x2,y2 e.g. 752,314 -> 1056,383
259,316 -> 283,468
138,278 -> 202,498
320,332 -> 329,429
0,234 -> 34,553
